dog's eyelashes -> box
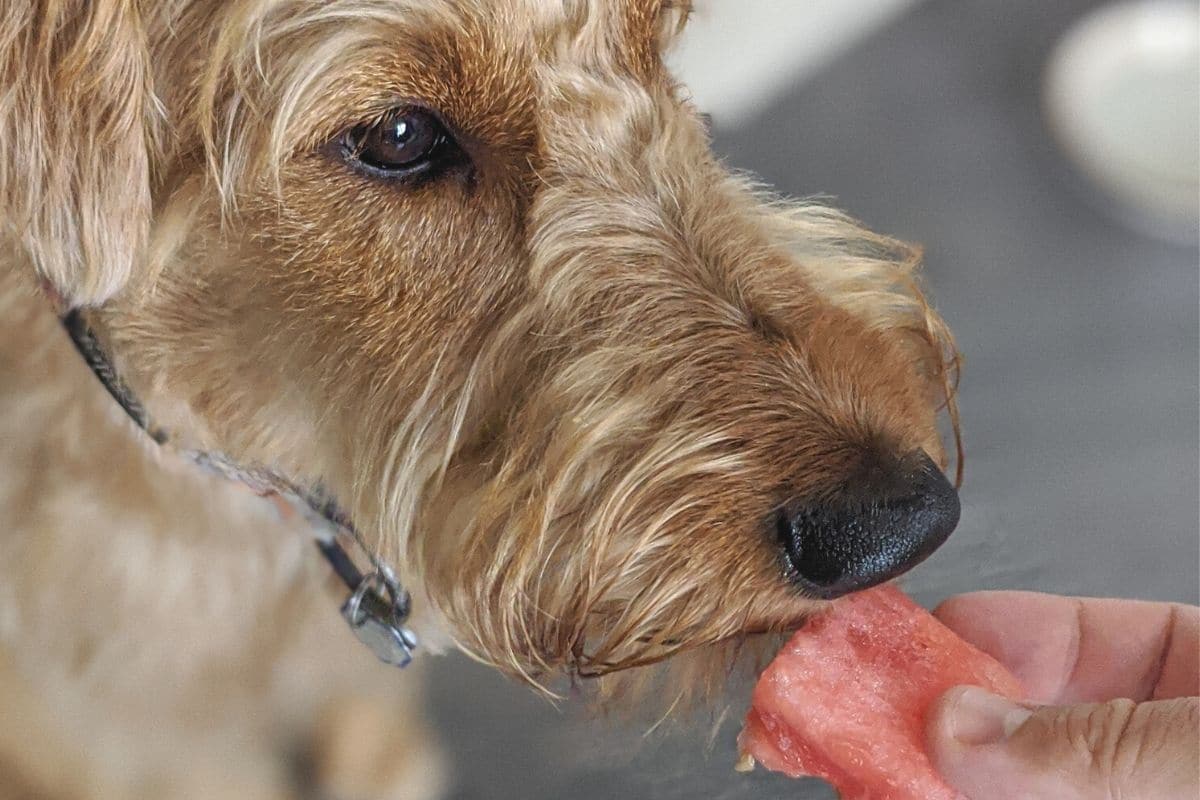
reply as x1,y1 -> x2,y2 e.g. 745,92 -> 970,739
340,106 -> 462,180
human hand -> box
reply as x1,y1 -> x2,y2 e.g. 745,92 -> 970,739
924,591 -> 1199,800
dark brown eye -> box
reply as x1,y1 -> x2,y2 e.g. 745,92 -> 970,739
341,107 -> 457,177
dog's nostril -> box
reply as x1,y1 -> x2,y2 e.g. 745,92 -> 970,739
776,451 -> 960,600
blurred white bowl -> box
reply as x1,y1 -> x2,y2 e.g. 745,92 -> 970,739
1044,1 -> 1200,243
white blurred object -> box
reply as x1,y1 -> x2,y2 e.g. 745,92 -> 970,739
1044,1 -> 1200,243
667,0 -> 924,124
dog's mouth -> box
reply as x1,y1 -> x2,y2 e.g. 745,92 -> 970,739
55,303 -> 421,669
571,604 -> 819,681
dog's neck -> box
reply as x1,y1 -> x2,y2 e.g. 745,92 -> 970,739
53,296 -> 420,670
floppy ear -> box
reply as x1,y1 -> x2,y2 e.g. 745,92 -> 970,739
0,0 -> 154,305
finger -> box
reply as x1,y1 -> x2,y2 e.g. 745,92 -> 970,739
934,591 -> 1199,704
928,686 -> 1200,800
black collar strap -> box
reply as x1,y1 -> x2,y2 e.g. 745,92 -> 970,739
59,308 -> 418,668
62,310 -> 168,444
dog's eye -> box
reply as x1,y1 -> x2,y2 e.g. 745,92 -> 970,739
341,107 -> 457,177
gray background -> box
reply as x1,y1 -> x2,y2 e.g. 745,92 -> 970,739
428,1 -> 1200,797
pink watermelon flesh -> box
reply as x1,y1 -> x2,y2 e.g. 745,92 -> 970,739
739,584 -> 1024,800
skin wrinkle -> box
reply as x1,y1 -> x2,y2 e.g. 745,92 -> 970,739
1059,597 -> 1087,704
2,0 -> 963,795
1147,602 -> 1177,701
1109,703 -> 1146,800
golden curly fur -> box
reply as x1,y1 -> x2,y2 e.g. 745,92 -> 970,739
0,1 -> 960,797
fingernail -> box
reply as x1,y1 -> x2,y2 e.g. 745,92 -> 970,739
945,686 -> 1033,746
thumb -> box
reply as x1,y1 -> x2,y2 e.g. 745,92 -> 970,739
927,686 -> 1199,800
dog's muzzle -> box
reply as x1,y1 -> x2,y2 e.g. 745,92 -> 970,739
777,450 -> 960,600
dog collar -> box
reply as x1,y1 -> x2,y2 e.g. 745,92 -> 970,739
57,307 -> 419,669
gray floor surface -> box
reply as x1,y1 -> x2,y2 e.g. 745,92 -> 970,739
427,1 -> 1200,798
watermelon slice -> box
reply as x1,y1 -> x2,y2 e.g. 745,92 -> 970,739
738,584 -> 1024,800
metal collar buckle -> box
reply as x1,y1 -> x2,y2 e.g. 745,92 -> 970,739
341,565 -> 419,669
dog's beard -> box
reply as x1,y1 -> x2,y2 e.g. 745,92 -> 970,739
412,380 -> 822,706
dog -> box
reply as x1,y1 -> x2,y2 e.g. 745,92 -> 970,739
0,1 -> 962,797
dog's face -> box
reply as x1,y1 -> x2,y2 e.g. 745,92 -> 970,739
7,0 -> 959,693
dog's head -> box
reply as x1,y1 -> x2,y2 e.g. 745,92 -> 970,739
4,0 -> 959,695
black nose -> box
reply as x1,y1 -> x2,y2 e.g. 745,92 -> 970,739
776,451 -> 960,600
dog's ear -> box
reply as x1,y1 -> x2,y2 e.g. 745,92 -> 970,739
1,0 -> 155,305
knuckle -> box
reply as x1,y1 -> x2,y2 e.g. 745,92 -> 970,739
1052,698 -> 1200,799
1062,700 -> 1139,777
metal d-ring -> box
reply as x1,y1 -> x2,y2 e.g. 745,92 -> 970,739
343,571 -> 384,627
374,561 -> 413,625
